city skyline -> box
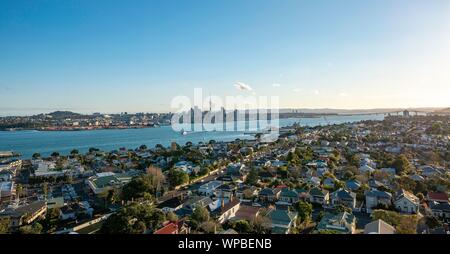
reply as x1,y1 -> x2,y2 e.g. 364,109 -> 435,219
1,0 -> 449,115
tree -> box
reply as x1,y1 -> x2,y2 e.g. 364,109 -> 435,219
393,155 -> 412,175
372,210 -> 418,234
287,151 -> 300,166
233,220 -> 252,233
100,202 -> 166,234
51,152 -> 60,157
19,223 -> 43,234
246,168 -> 259,185
200,221 -> 220,233
316,211 -> 325,222
167,169 -> 189,187
191,206 -> 210,223
122,175 -> 158,201
106,189 -> 118,205
32,153 -> 41,159
146,166 -> 165,192
16,184 -> 24,199
294,201 -> 313,223
42,182 -> 49,199
167,212 -> 178,222
252,215 -> 271,234
416,193 -> 425,202
70,149 -> 79,155
315,229 -> 341,234
243,189 -> 255,199
0,218 -> 10,234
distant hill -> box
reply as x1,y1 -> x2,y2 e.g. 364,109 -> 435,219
280,107 -> 445,114
46,111 -> 82,119
435,108 -> 450,114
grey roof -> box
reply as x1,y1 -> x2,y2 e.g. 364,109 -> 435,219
259,188 -> 275,196
331,189 -> 356,200
366,189 -> 392,199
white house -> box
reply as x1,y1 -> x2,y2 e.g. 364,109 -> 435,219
394,190 -> 420,214
198,181 -> 222,196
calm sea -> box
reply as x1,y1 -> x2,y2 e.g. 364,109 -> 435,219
0,114 -> 384,159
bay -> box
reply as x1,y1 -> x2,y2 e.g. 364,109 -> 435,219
0,114 -> 384,159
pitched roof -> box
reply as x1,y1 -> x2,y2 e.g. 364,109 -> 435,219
396,189 -> 419,204
268,209 -> 297,226
259,188 -> 275,196
317,212 -> 355,233
216,198 -> 240,215
331,189 -> 356,200
427,192 -> 448,202
234,205 -> 260,221
309,187 -> 328,197
364,219 -> 395,234
157,196 -> 186,209
366,189 -> 392,199
429,201 -> 450,211
154,222 -> 178,234
280,188 -> 298,198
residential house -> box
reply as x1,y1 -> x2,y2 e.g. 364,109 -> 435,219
175,196 -> 213,218
296,188 -> 310,201
316,212 -> 356,234
380,167 -> 397,175
323,177 -> 336,188
267,209 -> 298,234
231,205 -> 261,223
307,176 -> 321,186
198,181 -> 222,196
87,172 -> 133,196
0,181 -> 14,202
427,192 -> 449,203
329,189 -> 357,209
214,184 -> 236,199
214,198 -> 241,223
59,201 -> 93,221
429,201 -> 450,221
345,179 -> 361,191
309,187 -> 329,205
421,166 -> 441,177
235,186 -> 259,200
279,188 -> 299,204
364,219 -> 395,234
153,220 -> 190,234
365,189 -> 393,213
157,196 -> 187,213
258,188 -> 281,203
360,164 -> 375,173
369,179 -> 385,189
0,201 -> 47,229
394,189 -> 420,214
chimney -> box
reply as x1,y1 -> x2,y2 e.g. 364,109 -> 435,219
221,198 -> 225,208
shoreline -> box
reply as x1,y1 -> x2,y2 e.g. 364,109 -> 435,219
0,115 -> 367,132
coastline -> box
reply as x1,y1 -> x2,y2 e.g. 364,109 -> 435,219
0,125 -> 160,132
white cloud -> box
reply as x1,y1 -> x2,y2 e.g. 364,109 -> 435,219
272,83 -> 281,87
293,88 -> 302,93
313,90 -> 320,95
339,92 -> 348,97
234,82 -> 253,91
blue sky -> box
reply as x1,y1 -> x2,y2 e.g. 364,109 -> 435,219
0,0 -> 449,115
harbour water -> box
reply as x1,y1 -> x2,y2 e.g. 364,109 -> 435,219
0,114 -> 384,159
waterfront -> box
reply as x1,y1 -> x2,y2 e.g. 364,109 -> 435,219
0,114 -> 384,159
